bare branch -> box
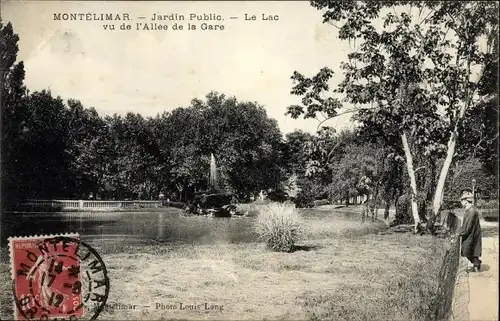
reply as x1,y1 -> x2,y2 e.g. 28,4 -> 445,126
420,7 -> 436,25
316,117 -> 327,132
472,134 -> 488,158
447,13 -> 461,39
312,106 -> 375,164
327,21 -> 341,30
441,26 -> 450,43
349,38 -> 357,53
414,166 -> 426,173
324,139 -> 344,167
417,6 -> 423,22
490,132 -> 499,141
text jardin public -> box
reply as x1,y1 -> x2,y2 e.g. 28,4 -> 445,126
53,12 -> 280,31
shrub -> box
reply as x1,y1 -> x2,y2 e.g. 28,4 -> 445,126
254,202 -> 304,252
267,190 -> 289,202
313,199 -> 330,207
482,210 -> 499,222
394,193 -> 414,225
476,199 -> 499,209
294,178 -> 327,208
444,157 -> 497,200
476,199 -> 499,222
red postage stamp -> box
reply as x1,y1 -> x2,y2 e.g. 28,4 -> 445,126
9,233 -> 85,320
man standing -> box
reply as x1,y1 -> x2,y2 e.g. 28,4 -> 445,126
458,190 -> 482,272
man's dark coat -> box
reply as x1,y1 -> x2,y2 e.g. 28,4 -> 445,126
459,207 -> 482,258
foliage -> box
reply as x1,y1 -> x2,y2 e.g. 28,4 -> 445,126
394,193 -> 415,225
445,157 -> 498,200
254,202 -> 304,252
476,199 -> 499,210
66,100 -> 109,197
328,143 -> 381,200
286,1 -> 498,228
304,128 -> 358,182
302,1 -> 497,154
282,173 -> 302,199
482,211 -> 498,222
195,92 -> 285,196
282,130 -> 314,176
459,22 -> 499,174
476,195 -> 498,222
1,21 -> 27,206
1,20 -> 287,206
295,177 -> 327,208
2,9 -> 497,221
313,199 -> 330,207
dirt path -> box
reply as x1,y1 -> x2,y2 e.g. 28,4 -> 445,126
452,219 -> 498,321
467,222 -> 499,321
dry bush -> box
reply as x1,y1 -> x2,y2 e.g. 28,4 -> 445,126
254,202 -> 304,252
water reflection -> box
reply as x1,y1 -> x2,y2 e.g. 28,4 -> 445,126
1,209 -> 258,246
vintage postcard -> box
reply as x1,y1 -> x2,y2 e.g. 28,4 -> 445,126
1,1 -> 498,320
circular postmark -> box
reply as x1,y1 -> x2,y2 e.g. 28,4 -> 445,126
11,236 -> 109,320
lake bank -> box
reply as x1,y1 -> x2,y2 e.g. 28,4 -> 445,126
0,206 -> 453,320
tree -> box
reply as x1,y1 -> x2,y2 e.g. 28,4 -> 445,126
1,21 -> 28,206
355,128 -> 406,220
66,100 -> 108,197
190,92 -> 285,197
458,24 -> 499,180
1,18 -> 290,205
445,157 -> 497,201
2,22 -> 85,203
328,143 -> 385,207
287,1 -> 498,233
282,130 -> 314,177
96,113 -> 160,200
156,106 -> 208,201
21,91 -> 73,198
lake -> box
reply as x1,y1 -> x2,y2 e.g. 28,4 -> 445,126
1,209 -> 258,246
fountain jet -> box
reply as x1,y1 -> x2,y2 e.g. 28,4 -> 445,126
209,153 -> 218,193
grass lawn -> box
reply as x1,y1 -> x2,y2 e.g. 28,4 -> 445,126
0,206 -> 451,321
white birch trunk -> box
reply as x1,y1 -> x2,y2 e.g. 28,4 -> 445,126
401,132 -> 420,231
433,37 -> 487,216
432,131 -> 458,216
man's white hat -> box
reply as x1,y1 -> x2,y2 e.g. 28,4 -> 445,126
460,191 -> 474,201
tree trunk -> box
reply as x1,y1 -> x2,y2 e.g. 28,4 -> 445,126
432,76 -> 472,228
176,183 -> 183,201
384,200 -> 390,220
431,131 -> 458,229
393,193 -> 400,225
430,37 -> 483,231
391,186 -> 401,223
401,132 -> 420,232
372,184 -> 379,218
